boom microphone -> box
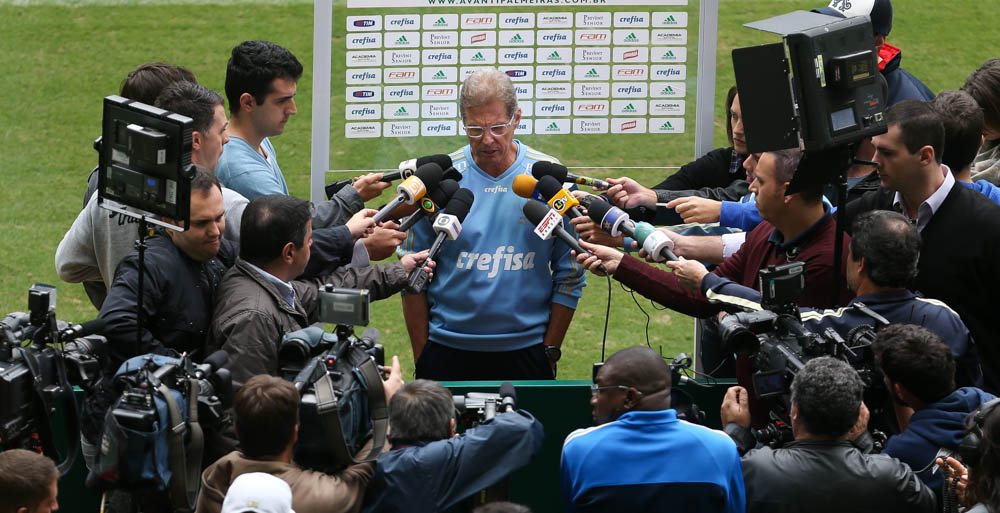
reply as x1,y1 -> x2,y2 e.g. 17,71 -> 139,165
587,197 -> 678,261
397,179 -> 460,232
372,163 -> 444,224
522,199 -> 605,273
532,161 -> 610,190
535,175 -> 584,219
408,188 -> 475,293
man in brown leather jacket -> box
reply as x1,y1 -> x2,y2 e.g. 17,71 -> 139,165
207,194 -> 430,390
720,357 -> 936,513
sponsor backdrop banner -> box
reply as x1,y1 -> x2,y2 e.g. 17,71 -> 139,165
325,0 -> 704,176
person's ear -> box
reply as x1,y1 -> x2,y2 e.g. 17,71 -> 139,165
918,145 -> 936,166
191,130 -> 203,151
239,92 -> 256,113
280,241 -> 296,264
449,418 -> 456,437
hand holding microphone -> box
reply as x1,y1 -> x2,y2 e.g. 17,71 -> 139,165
407,188 -> 475,293
372,162 -> 444,224
323,154 -> 454,199
586,197 -> 679,262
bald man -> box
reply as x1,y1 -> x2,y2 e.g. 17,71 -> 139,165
560,347 -> 745,513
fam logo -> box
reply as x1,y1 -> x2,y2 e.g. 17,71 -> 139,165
614,66 -> 647,79
424,87 -> 456,99
577,31 -> 609,44
462,14 -> 496,28
386,70 -> 417,80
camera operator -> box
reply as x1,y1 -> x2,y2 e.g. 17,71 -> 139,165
208,194 -> 431,390
697,210 -> 982,389
845,100 -> 1000,394
561,346 -> 744,513
874,324 -> 995,495
197,369 -> 403,513
362,379 -> 544,513
720,357 -> 936,513
0,449 -> 59,513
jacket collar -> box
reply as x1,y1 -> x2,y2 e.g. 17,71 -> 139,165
234,258 -> 307,318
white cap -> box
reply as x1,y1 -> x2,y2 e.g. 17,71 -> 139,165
221,473 -> 296,513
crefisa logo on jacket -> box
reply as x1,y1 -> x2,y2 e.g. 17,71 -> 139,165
456,246 -> 536,278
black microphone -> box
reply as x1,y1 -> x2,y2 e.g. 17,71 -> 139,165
499,382 -> 517,413
201,349 -> 229,371
397,179 -> 460,232
372,163 -> 444,224
535,175 -> 585,219
390,154 -> 453,182
58,318 -> 106,342
587,197 -> 678,261
408,189 -> 475,293
532,161 -> 610,190
522,199 -> 605,273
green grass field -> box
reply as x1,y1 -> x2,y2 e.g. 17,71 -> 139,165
0,0 -> 995,380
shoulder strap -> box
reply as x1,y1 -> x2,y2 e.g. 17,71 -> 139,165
851,301 -> 891,327
314,358 -> 388,464
157,378 -> 203,513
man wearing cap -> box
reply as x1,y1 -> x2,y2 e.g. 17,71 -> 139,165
813,0 -> 934,105
220,473 -> 295,513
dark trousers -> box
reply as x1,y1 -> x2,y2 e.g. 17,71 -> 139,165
415,342 -> 553,381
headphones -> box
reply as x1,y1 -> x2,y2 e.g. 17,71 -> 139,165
958,397 -> 1000,467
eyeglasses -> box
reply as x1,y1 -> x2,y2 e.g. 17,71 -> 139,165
590,384 -> 640,397
463,112 -> 516,139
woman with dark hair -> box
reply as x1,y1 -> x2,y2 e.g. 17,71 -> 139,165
937,403 -> 1000,513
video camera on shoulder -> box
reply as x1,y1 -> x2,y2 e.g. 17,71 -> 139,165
278,287 -> 387,473
453,382 -> 518,431
1,284 -> 107,474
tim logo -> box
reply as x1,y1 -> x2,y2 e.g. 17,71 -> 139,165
506,70 -> 527,78
621,120 -> 637,131
353,19 -> 376,27
352,91 -> 375,98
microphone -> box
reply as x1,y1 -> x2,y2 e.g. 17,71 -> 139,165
522,199 -> 605,273
201,349 -> 229,372
372,163 -> 444,224
393,154 -> 453,182
532,161 -> 610,190
397,179 -> 460,232
512,174 -> 546,202
587,198 -> 679,261
499,382 -> 516,413
408,188 -> 475,293
535,175 -> 584,219
58,318 -> 106,342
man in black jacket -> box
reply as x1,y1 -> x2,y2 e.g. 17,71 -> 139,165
845,100 -> 1000,393
721,357 -> 936,513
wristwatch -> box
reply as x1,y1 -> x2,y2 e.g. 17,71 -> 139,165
544,344 -> 562,363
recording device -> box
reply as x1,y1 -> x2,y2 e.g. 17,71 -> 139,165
371,162 -> 444,224
408,189 -> 475,294
532,161 -> 610,190
278,287 -> 388,472
512,174 -> 546,202
97,95 -> 195,229
536,175 -> 584,219
453,382 -> 518,430
522,200 -> 601,271
1,285 -> 108,475
397,178 -> 460,233
323,155 -> 458,200
958,398 -> 1000,468
733,11 -> 887,154
717,265 -> 885,447
586,197 -> 678,261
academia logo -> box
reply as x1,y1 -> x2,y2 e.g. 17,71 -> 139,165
346,51 -> 380,67
650,100 -> 685,115
538,12 -> 573,28
345,122 -> 380,139
652,29 -> 688,44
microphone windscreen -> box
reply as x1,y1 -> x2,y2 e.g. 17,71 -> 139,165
522,198 -> 551,225
499,381 -> 517,402
76,318 -> 107,338
202,350 -> 229,371
586,197 -> 614,223
445,188 -> 475,222
532,161 -> 569,183
429,179 -> 460,206
535,175 -> 564,201
512,175 -> 539,199
417,154 -> 453,172
414,162 -> 444,192
442,167 -> 462,182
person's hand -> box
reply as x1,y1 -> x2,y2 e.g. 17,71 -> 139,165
936,456 -> 968,503
665,197 -> 723,224
606,177 -> 657,209
848,401 -> 870,441
353,172 -> 391,202
570,216 -> 624,248
382,355 -> 404,402
400,249 -> 435,276
363,223 -> 407,261
638,229 -> 683,262
574,239 -> 625,276
346,208 -> 377,240
720,386 -> 750,428
666,257 -> 709,290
